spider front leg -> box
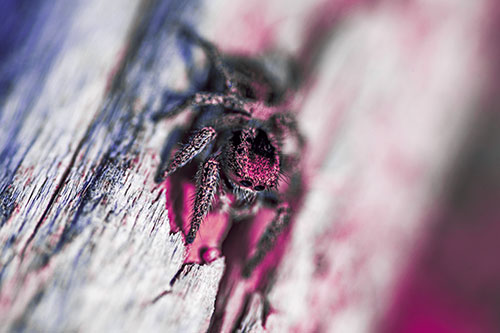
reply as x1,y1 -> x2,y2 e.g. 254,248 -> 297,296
242,203 -> 291,278
186,157 -> 220,244
163,127 -> 217,178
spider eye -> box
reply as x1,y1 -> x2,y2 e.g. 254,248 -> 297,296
240,180 -> 252,187
254,185 -> 265,191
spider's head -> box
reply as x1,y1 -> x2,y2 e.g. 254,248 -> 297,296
226,128 -> 280,192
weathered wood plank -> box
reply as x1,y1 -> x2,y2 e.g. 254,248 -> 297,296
261,2 -> 487,331
0,0 -> 226,331
0,0 -> 494,332
200,1 -> 489,331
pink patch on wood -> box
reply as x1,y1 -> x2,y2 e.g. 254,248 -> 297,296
213,0 -> 277,54
163,176 -> 229,264
162,177 -> 179,233
381,194 -> 500,332
185,210 -> 229,264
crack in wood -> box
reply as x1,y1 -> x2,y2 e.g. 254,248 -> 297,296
150,289 -> 173,304
20,129 -> 90,260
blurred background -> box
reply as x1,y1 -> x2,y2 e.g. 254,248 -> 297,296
0,0 -> 499,332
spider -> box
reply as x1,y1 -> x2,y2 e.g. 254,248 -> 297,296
155,27 -> 304,277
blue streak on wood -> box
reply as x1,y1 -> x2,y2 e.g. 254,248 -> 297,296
0,1 -> 79,225
27,0 -> 203,259
0,0 -> 212,325
0,0 -> 44,100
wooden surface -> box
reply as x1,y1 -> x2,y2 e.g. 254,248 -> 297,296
0,0 -> 497,332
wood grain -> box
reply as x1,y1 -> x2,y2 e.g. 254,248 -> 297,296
0,0 -> 491,332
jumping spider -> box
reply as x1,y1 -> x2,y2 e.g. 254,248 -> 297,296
156,27 -> 304,277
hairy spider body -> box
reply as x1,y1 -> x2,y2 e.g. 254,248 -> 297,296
156,27 -> 304,276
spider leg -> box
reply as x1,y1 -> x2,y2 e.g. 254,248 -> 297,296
163,127 -> 217,178
265,112 -> 305,179
191,92 -> 253,115
208,114 -> 249,132
186,157 -> 220,244
242,203 -> 291,278
267,112 -> 305,148
155,126 -> 185,183
153,91 -> 256,122
180,26 -> 238,94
